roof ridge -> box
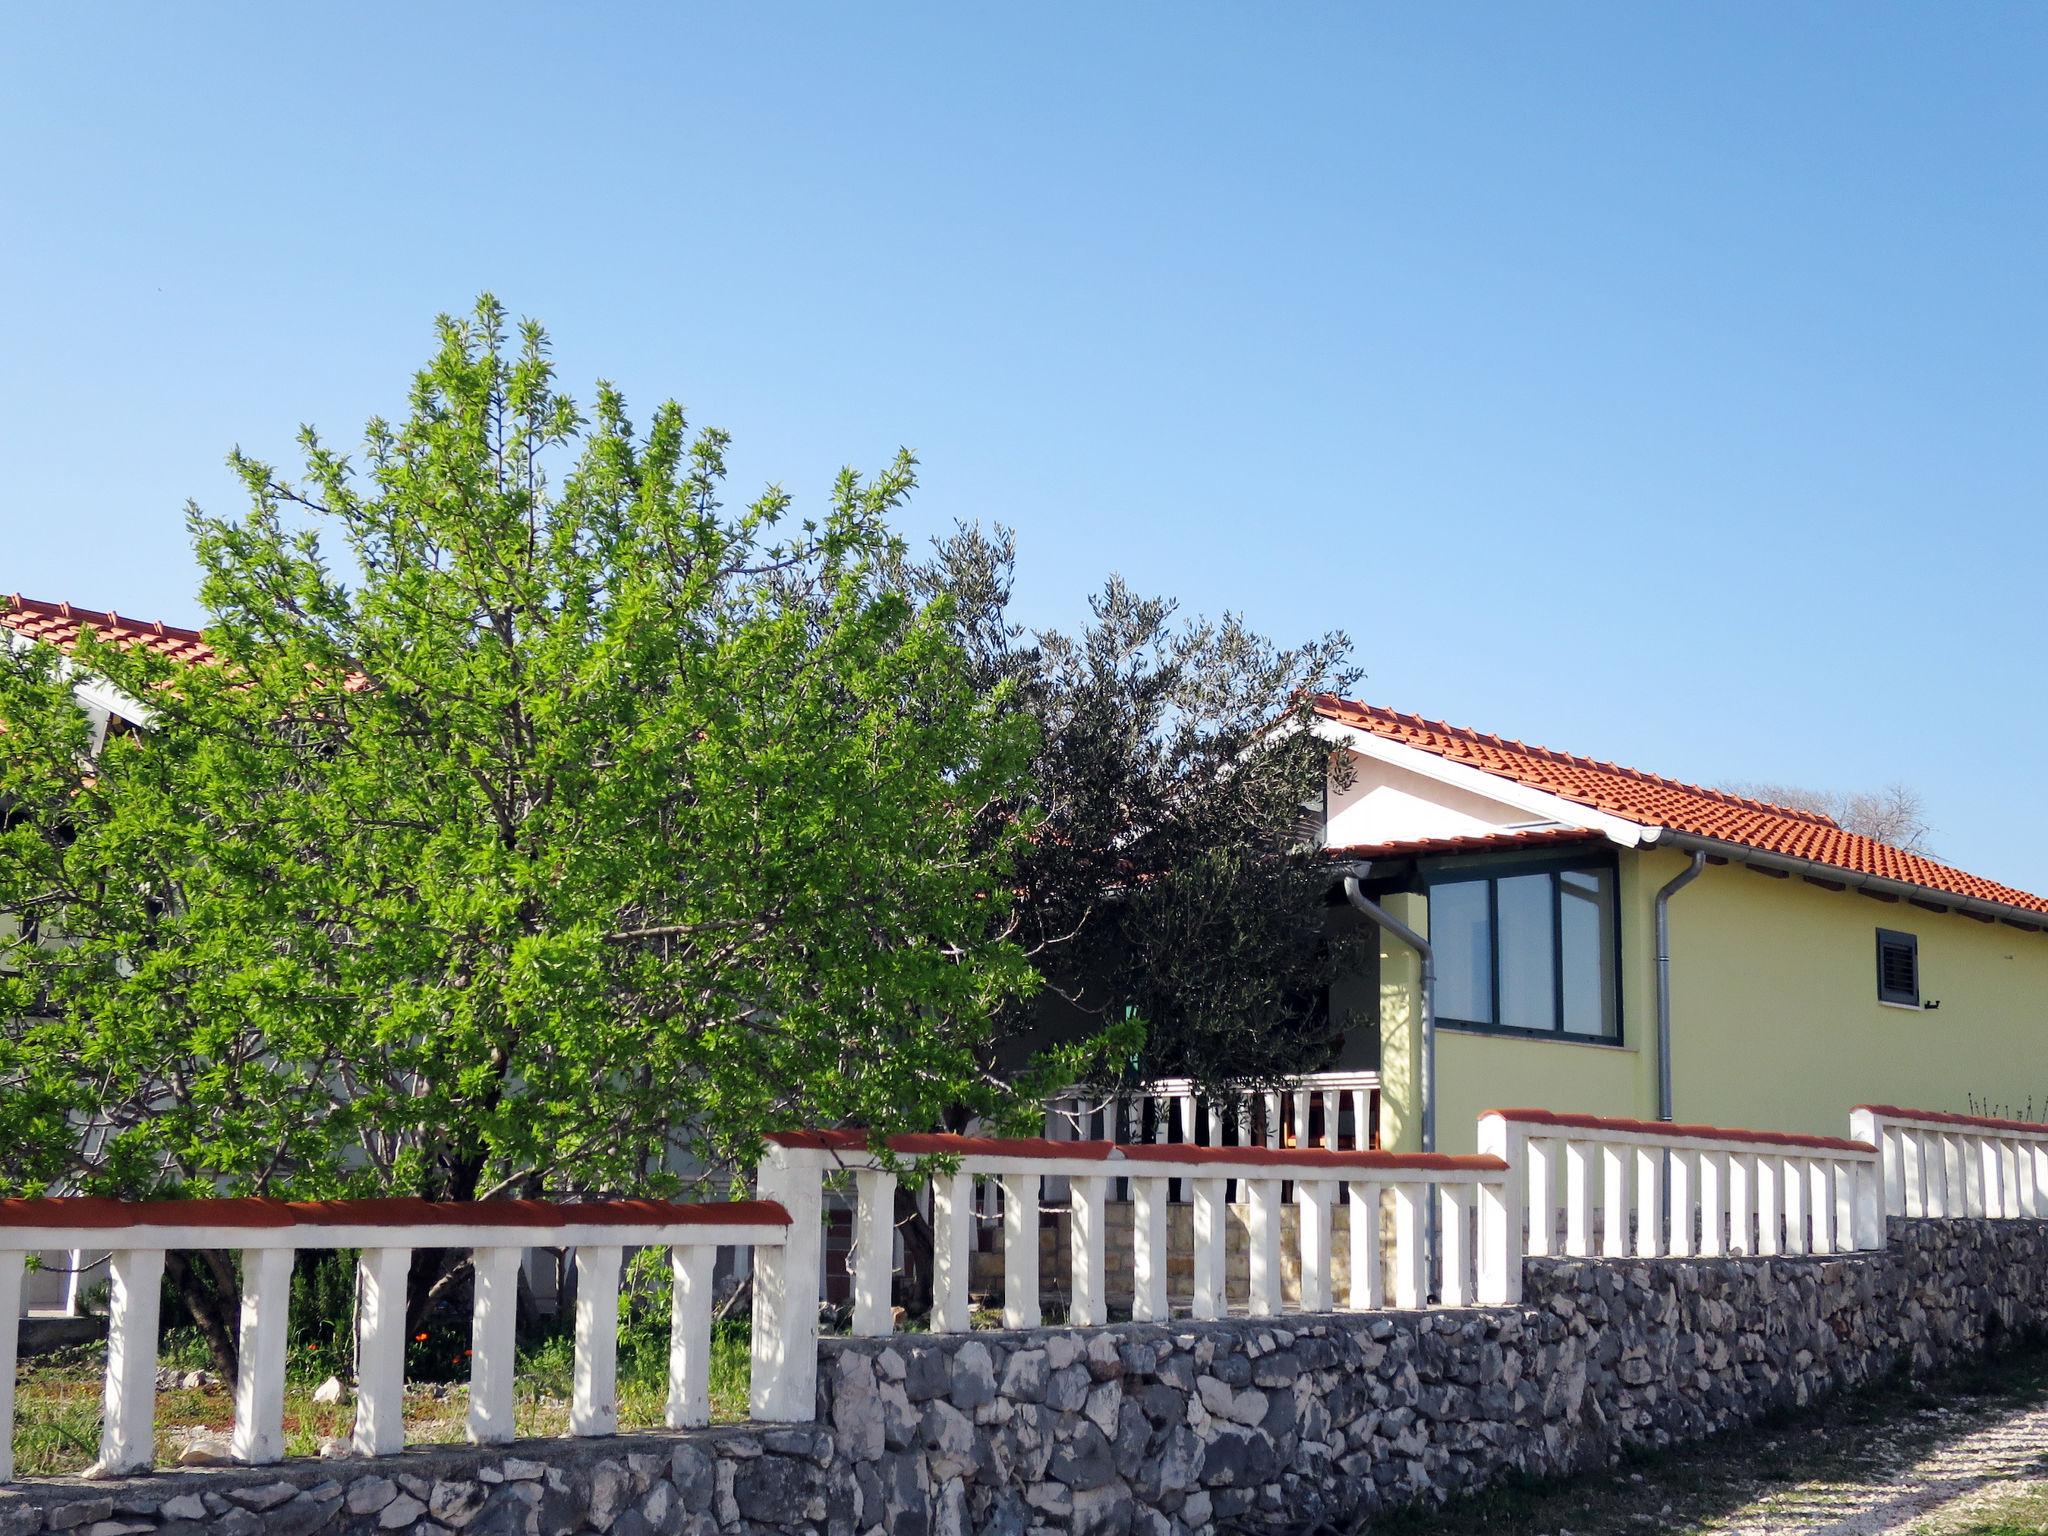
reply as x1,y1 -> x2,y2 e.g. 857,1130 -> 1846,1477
3,595 -> 211,647
1312,694 -> 1840,829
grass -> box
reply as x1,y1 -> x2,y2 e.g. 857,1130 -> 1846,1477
1358,1337 -> 2048,1536
7,1320 -> 756,1480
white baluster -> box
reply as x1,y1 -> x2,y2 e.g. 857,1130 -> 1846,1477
1900,1127 -> 1925,1217
467,1246 -> 522,1444
1668,1150 -> 1696,1258
1942,1134 -> 1966,1216
852,1169 -> 896,1337
1998,1142 -> 2022,1218
2020,1141 -> 2044,1219
1755,1157 -> 1780,1256
1347,1180 -> 1383,1310
1263,1093 -> 1283,1151
1698,1151 -> 1727,1258
667,1245 -> 715,1428
231,1247 -> 294,1464
1001,1171 -> 1041,1329
1854,1158 -> 1885,1250
1728,1151 -> 1755,1256
1390,1183 -> 1427,1308
1069,1175 -> 1106,1326
1132,1176 -> 1169,1321
1565,1141 -> 1595,1257
1807,1162 -> 1833,1254
1349,1088 -> 1371,1150
1192,1177 -> 1227,1319
1527,1137 -> 1557,1258
1246,1178 -> 1282,1316
1321,1090 -> 1342,1151
98,1247 -> 165,1475
1299,1179 -> 1335,1312
0,1251 -> 23,1483
1634,1146 -> 1663,1258
571,1245 -> 623,1436
1602,1145 -> 1629,1256
1832,1161 -> 1857,1252
1438,1184 -> 1472,1306
353,1248 -> 410,1456
1926,1133 -> 1950,1217
1781,1158 -> 1808,1255
929,1172 -> 973,1334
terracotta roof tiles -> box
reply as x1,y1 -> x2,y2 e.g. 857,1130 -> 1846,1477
2,595 -> 217,667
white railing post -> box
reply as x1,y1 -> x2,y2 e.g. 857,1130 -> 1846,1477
666,1245 -> 714,1429
1601,1145 -> 1628,1256
354,1247 -> 411,1456
231,1246 -> 294,1464
0,1251 -> 22,1484
467,1246 -> 521,1444
1069,1174 -> 1107,1326
98,1247 -> 165,1475
1192,1176 -> 1226,1319
1756,1157 -> 1780,1256
1390,1183 -> 1426,1308
852,1169 -> 896,1338
751,1145 -> 823,1421
1001,1170 -> 1041,1329
1927,1132 -> 1951,1217
1729,1151 -> 1755,1255
1527,1136 -> 1557,1258
1781,1158 -> 1808,1255
1299,1179 -> 1334,1313
1475,1112 -> 1524,1305
1132,1175 -> 1169,1322
1565,1141 -> 1594,1257
1832,1160 -> 1857,1251
2023,1143 -> 2046,1219
1633,1146 -> 1662,1257
929,1171 -> 972,1334
1347,1180 -> 1383,1309
1698,1151 -> 1727,1258
1997,1142 -> 2022,1218
1349,1088 -> 1371,1151
570,1245 -> 623,1437
1246,1178 -> 1282,1317
1807,1162 -> 1834,1254
1900,1126 -> 1926,1217
1941,1134 -> 1966,1216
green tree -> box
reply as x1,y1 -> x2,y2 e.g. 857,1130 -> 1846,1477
909,525 -> 1367,1097
0,298 -> 1038,1368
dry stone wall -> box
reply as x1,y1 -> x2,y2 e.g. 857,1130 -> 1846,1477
4,1218 -> 2044,1536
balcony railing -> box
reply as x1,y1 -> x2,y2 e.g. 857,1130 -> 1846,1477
1856,1105 -> 2048,1220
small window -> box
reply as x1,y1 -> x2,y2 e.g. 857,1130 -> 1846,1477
1876,929 -> 1919,1007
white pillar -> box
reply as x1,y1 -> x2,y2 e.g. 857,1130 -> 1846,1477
1192,1177 -> 1227,1319
667,1245 -> 714,1428
852,1169 -> 896,1338
570,1245 -> 622,1436
1527,1136 -> 1557,1258
0,1251 -> 23,1483
1298,1180 -> 1334,1313
1998,1142 -> 2022,1218
1349,1088 -> 1371,1151
353,1247 -> 410,1456
98,1247 -> 165,1476
1698,1152 -> 1727,1259
230,1247 -> 294,1464
1781,1158 -> 1808,1255
1729,1152 -> 1755,1256
1068,1175 -> 1107,1326
751,1147 -> 823,1421
1475,1113 -> 1525,1305
929,1172 -> 972,1334
1667,1150 -> 1695,1258
1565,1141 -> 1594,1257
1807,1162 -> 1833,1254
1347,1181 -> 1383,1310
1601,1144 -> 1629,1256
1634,1146 -> 1663,1258
467,1246 -> 521,1444
1246,1178 -> 1282,1317
1438,1184 -> 1472,1306
1832,1162 -> 1857,1252
1132,1177 -> 1169,1322
1001,1170 -> 1041,1329
1900,1128 -> 1926,1217
1390,1183 -> 1426,1309
1755,1157 -> 1779,1256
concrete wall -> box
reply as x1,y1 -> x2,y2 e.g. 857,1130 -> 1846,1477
8,1217 -> 2045,1536
1376,845 -> 2048,1155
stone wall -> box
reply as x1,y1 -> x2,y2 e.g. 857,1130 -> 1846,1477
5,1219 -> 2044,1536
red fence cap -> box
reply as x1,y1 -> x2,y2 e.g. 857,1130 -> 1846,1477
1856,1104 -> 2048,1137
0,1195 -> 791,1232
1482,1107 -> 1873,1155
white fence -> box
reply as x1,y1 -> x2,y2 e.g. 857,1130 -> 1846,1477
1856,1105 -> 2048,1221
0,1196 -> 789,1484
1484,1108 -> 1884,1260
1045,1070 -> 1381,1168
5,1099 -> 2045,1484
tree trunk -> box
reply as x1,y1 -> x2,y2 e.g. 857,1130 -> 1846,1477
164,1250 -> 240,1380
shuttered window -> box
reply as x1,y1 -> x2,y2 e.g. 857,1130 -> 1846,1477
1876,928 -> 1920,1007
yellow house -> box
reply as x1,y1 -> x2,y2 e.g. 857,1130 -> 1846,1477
1307,695 -> 2048,1156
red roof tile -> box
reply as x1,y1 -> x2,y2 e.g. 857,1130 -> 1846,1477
1313,693 -> 2048,919
2,595 -> 217,667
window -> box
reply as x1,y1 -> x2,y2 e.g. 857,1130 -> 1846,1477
1427,861 -> 1620,1041
1876,929 -> 1919,1007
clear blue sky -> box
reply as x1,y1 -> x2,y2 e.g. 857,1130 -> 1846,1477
5,7 -> 2045,889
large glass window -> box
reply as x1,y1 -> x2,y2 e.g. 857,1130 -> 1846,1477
1428,862 -> 1621,1041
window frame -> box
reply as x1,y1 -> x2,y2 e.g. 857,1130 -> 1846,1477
1875,927 -> 1920,1009
1422,851 -> 1625,1046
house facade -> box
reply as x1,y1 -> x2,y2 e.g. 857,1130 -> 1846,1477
1310,695 -> 2048,1156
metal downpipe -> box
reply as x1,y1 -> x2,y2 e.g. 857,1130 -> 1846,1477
1654,850 -> 1707,1123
